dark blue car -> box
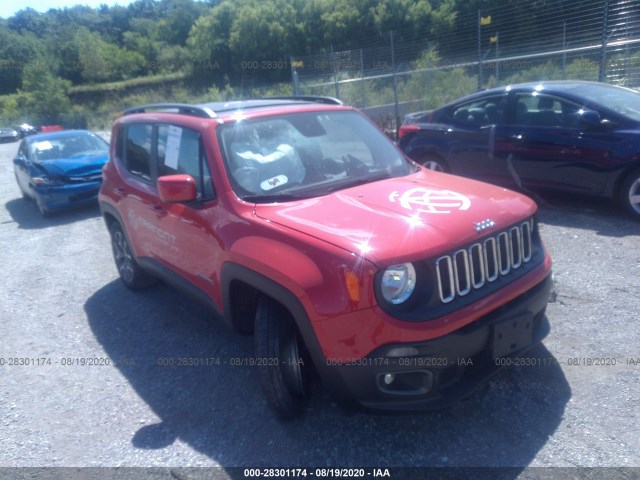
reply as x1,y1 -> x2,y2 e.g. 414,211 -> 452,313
398,80 -> 640,219
13,130 -> 109,216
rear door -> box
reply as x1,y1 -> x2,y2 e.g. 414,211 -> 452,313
443,93 -> 512,185
116,123 -> 167,261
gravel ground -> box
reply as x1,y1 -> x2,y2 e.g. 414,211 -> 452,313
0,136 -> 639,479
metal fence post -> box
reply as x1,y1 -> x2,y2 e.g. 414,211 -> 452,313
390,31 -> 400,138
290,56 -> 299,95
495,32 -> 499,83
599,0 -> 610,82
331,45 -> 340,98
360,48 -> 366,109
477,10 -> 483,90
562,22 -> 567,79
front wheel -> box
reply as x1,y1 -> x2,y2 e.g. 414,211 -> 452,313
620,169 -> 640,220
109,222 -> 156,289
15,174 -> 29,200
35,196 -> 50,217
254,297 -> 312,419
417,154 -> 448,173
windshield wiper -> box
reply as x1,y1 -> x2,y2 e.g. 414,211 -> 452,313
325,173 -> 391,193
241,192 -> 311,203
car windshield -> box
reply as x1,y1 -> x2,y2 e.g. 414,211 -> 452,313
566,83 -> 640,121
218,110 -> 413,202
31,133 -> 108,162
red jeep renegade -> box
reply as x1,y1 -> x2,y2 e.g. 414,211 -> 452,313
99,97 -> 553,418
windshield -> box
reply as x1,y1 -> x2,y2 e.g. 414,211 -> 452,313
218,110 -> 414,202
567,83 -> 640,122
31,132 -> 108,162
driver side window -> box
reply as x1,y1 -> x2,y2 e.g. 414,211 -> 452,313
514,93 -> 582,128
157,125 -> 215,201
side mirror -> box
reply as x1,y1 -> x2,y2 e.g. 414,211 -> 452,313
157,174 -> 197,203
577,109 -> 601,127
13,155 -> 25,166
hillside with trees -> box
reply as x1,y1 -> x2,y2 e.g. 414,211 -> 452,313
0,0 -> 618,127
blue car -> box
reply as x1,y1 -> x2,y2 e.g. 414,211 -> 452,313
13,130 -> 109,216
398,81 -> 640,219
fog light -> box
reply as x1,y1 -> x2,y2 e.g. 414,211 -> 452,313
387,346 -> 419,357
377,370 -> 434,396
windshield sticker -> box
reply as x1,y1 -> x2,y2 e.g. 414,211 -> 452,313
164,125 -> 183,169
34,141 -> 53,151
260,175 -> 288,191
389,188 -> 471,214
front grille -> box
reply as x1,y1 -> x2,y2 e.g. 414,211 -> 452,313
435,220 -> 533,304
68,174 -> 102,183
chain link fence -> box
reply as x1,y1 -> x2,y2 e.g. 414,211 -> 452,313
291,0 -> 640,136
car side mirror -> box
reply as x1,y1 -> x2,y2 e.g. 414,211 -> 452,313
13,155 -> 25,166
157,174 -> 197,203
577,109 -> 601,127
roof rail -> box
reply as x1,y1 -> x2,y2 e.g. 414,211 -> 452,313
122,103 -> 217,118
264,95 -> 344,105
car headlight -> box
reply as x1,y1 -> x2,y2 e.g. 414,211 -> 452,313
33,176 -> 62,186
381,263 -> 416,304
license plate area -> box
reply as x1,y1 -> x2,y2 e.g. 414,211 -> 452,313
492,315 -> 533,359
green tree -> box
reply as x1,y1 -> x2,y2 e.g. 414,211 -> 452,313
73,27 -> 145,82
0,28 -> 46,94
187,1 -> 237,83
21,63 -> 72,124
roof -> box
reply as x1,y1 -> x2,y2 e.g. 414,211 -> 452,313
121,96 -> 344,119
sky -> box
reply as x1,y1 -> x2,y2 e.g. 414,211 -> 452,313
1,0 -> 136,19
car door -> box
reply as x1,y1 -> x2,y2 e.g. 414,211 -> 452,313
444,93 -> 513,185
116,123 -> 167,262
505,92 -> 613,194
152,124 -> 223,297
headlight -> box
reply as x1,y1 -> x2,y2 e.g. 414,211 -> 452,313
381,263 -> 416,304
33,176 -> 62,186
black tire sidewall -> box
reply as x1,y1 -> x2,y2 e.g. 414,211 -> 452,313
254,297 -> 309,419
109,222 -> 155,290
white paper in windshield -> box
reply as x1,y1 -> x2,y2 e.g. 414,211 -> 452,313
35,141 -> 53,151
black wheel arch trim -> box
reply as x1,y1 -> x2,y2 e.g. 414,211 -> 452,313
220,262 -> 354,403
100,202 -> 125,231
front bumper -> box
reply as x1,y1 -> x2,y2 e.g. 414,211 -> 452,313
320,274 -> 553,410
33,181 -> 101,211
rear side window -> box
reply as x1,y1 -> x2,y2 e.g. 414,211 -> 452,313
124,124 -> 153,181
449,95 -> 506,127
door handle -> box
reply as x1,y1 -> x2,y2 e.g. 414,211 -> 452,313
114,187 -> 125,197
150,204 -> 165,214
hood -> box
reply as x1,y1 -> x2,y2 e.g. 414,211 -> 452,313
35,154 -> 107,178
254,170 -> 537,266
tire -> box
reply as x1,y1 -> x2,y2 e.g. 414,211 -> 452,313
109,222 -> 156,290
417,154 -> 448,173
254,297 -> 312,419
620,169 -> 640,220
35,196 -> 50,217
14,174 -> 29,200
